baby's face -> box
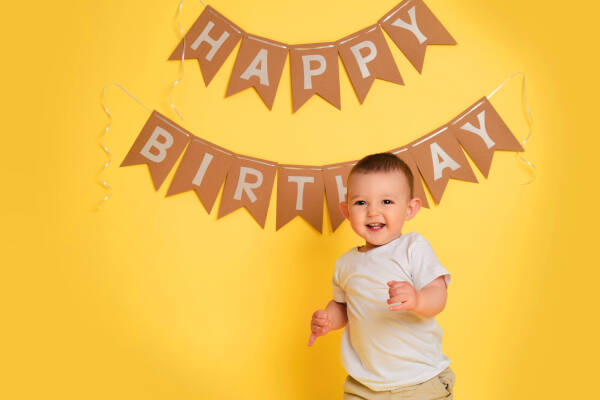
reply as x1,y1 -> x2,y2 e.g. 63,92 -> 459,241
343,170 -> 417,251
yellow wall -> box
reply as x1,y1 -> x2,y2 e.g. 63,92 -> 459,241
3,0 -> 599,398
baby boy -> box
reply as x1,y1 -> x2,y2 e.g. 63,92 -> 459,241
309,153 -> 455,399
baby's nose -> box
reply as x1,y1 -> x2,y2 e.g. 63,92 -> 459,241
367,205 -> 380,216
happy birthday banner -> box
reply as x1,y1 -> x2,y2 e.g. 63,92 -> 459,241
169,0 -> 456,111
120,96 -> 524,232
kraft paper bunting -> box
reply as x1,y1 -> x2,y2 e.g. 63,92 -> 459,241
218,154 -> 277,228
449,97 -> 524,178
289,43 -> 341,112
169,5 -> 243,86
379,0 -> 456,73
388,147 -> 430,209
276,165 -> 325,232
120,111 -> 191,190
169,2 -> 456,110
409,127 -> 478,204
226,34 -> 288,110
122,85 -> 525,231
337,25 -> 404,103
166,137 -> 233,213
322,161 -> 356,232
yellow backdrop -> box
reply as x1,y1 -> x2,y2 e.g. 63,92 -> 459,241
3,0 -> 599,399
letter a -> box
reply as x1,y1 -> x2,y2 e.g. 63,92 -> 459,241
430,142 -> 460,180
240,49 -> 270,86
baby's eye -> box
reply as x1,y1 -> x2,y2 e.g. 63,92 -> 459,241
353,200 -> 366,206
383,199 -> 393,205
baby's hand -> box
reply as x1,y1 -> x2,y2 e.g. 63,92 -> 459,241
387,280 -> 419,311
308,309 -> 332,347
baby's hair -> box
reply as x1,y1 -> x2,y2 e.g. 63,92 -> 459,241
350,153 -> 414,198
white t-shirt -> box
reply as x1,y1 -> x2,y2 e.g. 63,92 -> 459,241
332,232 -> 451,391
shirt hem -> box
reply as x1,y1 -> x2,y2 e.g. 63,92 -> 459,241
352,361 -> 451,392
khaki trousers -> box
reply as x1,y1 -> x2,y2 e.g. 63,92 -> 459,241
343,367 -> 455,400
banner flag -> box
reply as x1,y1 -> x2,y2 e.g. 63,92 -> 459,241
388,147 -> 430,208
409,127 -> 477,204
380,0 -> 456,73
338,25 -> 404,103
166,137 -> 233,213
449,97 -> 524,178
120,111 -> 191,191
218,154 -> 277,228
276,165 -> 324,232
290,43 -> 341,112
226,34 -> 288,110
169,5 -> 243,86
121,89 -> 526,230
322,161 -> 356,232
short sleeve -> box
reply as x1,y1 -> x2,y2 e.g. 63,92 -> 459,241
332,260 -> 346,303
409,236 -> 451,291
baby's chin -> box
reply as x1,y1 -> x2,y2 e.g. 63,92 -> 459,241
362,238 -> 390,248
362,233 -> 404,247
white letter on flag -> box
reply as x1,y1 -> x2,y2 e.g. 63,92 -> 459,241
430,142 -> 460,180
241,49 -> 270,86
288,176 -> 315,210
140,127 -> 174,163
460,111 -> 496,149
234,167 -> 264,203
191,21 -> 230,61
350,41 -> 377,79
302,55 -> 326,90
391,6 -> 427,44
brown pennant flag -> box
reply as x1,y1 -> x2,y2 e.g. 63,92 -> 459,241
169,5 -> 243,86
379,0 -> 456,73
120,111 -> 191,191
218,154 -> 277,228
337,25 -> 404,104
388,147 -> 430,209
290,43 -> 341,112
322,161 -> 356,232
226,34 -> 288,110
409,126 -> 477,204
448,97 -> 524,178
276,165 -> 324,233
166,137 -> 234,213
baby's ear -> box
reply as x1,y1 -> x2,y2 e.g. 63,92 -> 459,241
405,197 -> 421,221
339,201 -> 349,219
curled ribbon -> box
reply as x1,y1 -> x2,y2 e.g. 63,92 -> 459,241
168,0 -> 208,121
97,83 -> 151,210
487,72 -> 536,185
168,0 -> 187,122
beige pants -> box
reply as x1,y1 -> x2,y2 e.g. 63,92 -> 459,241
343,367 -> 455,400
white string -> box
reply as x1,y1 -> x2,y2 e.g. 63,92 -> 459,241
235,155 -> 277,167
169,0 -> 186,121
381,0 -> 413,23
411,126 -> 448,147
97,83 -> 152,210
487,72 -> 536,185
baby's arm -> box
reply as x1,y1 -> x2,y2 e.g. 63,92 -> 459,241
308,300 -> 347,347
387,276 -> 447,318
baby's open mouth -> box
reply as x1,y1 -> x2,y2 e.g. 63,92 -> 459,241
366,223 -> 385,231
